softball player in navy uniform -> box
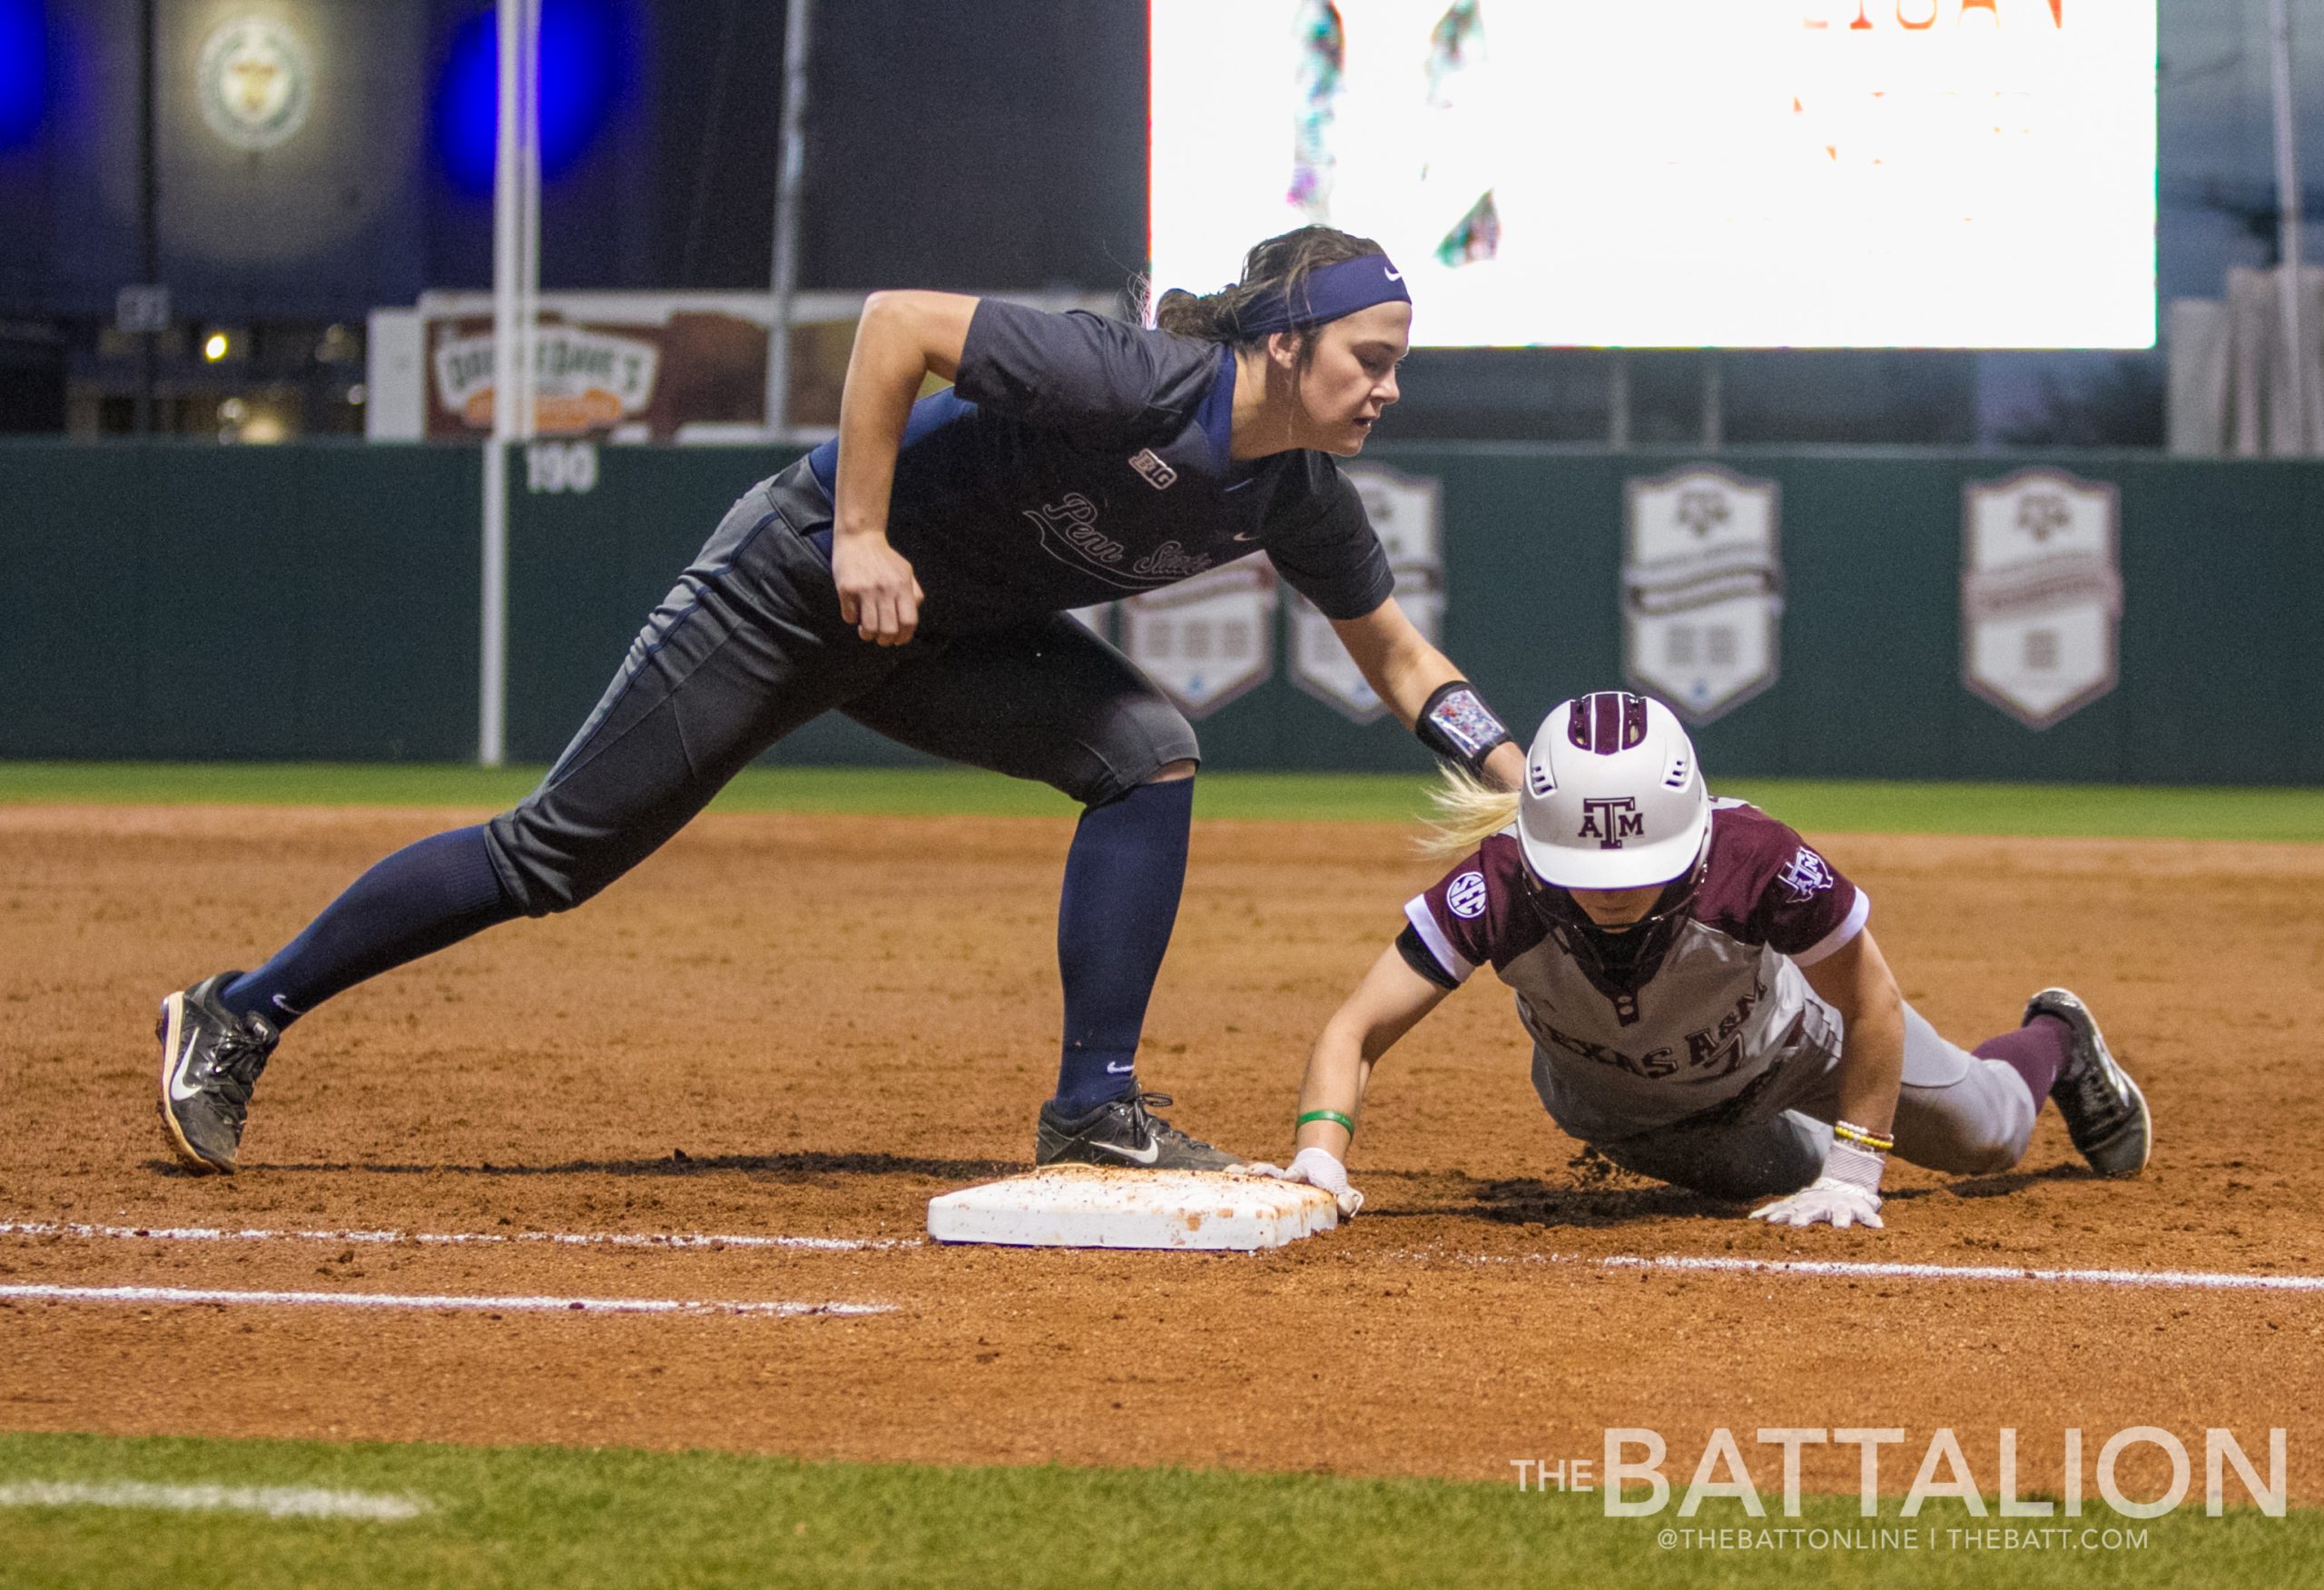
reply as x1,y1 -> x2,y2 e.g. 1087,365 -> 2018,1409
1258,692 -> 2152,1228
154,226 -> 1527,1176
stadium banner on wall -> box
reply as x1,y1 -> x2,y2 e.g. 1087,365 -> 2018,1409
1622,464 -> 1784,724
424,305 -> 759,440
1119,564 -> 1280,718
1961,468 -> 2123,729
374,290 -> 1118,443
1288,464 -> 1445,723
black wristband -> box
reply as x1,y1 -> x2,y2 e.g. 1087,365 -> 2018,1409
1414,681 -> 1512,775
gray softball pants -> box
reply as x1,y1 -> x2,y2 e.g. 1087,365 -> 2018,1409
480,470 -> 1200,915
1587,1003 -> 2040,1200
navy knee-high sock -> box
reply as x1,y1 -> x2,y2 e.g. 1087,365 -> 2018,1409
1053,778 -> 1194,1114
221,825 -> 519,1029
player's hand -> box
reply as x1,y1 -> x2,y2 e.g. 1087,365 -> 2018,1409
832,530 -> 924,646
1245,1146 -> 1364,1219
1748,1176 -> 1884,1230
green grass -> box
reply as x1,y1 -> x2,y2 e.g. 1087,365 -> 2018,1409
1,761 -> 2320,840
0,1431 -> 2303,1589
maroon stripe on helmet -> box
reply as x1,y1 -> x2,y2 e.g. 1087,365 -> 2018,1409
1566,699 -> 1595,751
1567,692 -> 1651,755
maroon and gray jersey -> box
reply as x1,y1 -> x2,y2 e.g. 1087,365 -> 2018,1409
1403,799 -> 1871,1139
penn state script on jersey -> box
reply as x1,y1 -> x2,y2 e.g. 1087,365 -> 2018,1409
1402,801 -> 1869,1141
796,301 -> 1394,636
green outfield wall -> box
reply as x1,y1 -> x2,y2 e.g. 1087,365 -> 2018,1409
4,439 -> 2319,784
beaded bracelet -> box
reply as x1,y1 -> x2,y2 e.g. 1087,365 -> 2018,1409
1832,1120 -> 1895,1155
1297,1109 -> 1357,1139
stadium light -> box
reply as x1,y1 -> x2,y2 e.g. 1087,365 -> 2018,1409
0,0 -> 45,149
437,0 -> 624,193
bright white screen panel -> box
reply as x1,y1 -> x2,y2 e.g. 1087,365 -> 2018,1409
1150,1 -> 2156,349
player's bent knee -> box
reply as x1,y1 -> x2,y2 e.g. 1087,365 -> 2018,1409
1063,700 -> 1200,807
1898,1120 -> 2027,1177
1695,1146 -> 1822,1201
1597,1127 -> 1820,1201
484,807 -> 625,917
1895,1075 -> 2036,1176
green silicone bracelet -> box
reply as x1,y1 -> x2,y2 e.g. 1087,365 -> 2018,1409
1297,1109 -> 1357,1138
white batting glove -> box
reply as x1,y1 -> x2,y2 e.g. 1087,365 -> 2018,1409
1749,1141 -> 1886,1230
1245,1146 -> 1364,1219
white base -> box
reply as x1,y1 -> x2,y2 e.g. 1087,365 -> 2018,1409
926,1166 -> 1338,1251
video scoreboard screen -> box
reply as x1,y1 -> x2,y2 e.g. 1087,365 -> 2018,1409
1150,1 -> 2156,348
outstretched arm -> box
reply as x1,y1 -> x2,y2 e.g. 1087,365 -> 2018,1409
1330,599 -> 1526,791
1256,943 -> 1452,1215
832,291 -> 979,647
1752,928 -> 1905,1231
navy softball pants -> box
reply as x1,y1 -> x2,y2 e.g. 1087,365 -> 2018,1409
482,470 -> 1201,916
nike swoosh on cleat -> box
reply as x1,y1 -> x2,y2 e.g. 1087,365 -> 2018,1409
167,1029 -> 204,1102
1104,1061 -> 1135,1074
1089,1138 -> 1161,1166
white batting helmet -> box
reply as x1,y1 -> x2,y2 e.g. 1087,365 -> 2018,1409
1516,692 -> 1709,891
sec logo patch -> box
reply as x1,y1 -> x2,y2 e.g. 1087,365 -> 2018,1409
1447,872 -> 1488,919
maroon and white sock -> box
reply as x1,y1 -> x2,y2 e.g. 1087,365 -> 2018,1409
1974,1014 -> 2074,1111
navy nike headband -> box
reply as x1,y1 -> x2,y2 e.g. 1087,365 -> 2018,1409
1226,254 -> 1411,338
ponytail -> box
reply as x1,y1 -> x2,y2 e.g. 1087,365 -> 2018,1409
1138,224 -> 1387,351
1419,765 -> 1521,859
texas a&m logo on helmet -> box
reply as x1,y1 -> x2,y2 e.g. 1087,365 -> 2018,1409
1578,795 -> 1645,850
1517,693 -> 1709,891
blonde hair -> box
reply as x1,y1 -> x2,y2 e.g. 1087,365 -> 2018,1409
1419,765 -> 1521,859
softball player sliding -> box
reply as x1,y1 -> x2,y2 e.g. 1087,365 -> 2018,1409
1259,692 -> 2152,1230
156,226 -> 1529,1177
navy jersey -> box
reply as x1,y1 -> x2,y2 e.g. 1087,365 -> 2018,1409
802,301 -> 1394,636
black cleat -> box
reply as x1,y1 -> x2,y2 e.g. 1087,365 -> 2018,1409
1034,1092 -> 1242,1172
2026,987 -> 2150,1178
155,973 -> 280,1174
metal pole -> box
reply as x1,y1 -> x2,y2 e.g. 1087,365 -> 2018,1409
137,0 -> 157,436
2268,0 -> 2310,452
1700,351 -> 1724,449
1607,351 -> 1631,449
517,0 -> 540,447
765,0 -> 814,440
484,0 -> 541,767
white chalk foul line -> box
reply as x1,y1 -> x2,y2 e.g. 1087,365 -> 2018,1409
22,1216 -> 2306,1296
1398,1249 -> 2324,1294
0,1282 -> 895,1318
0,1480 -> 428,1521
0,1220 -> 913,1254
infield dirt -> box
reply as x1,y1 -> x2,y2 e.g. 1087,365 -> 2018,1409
4,805 -> 2319,1502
